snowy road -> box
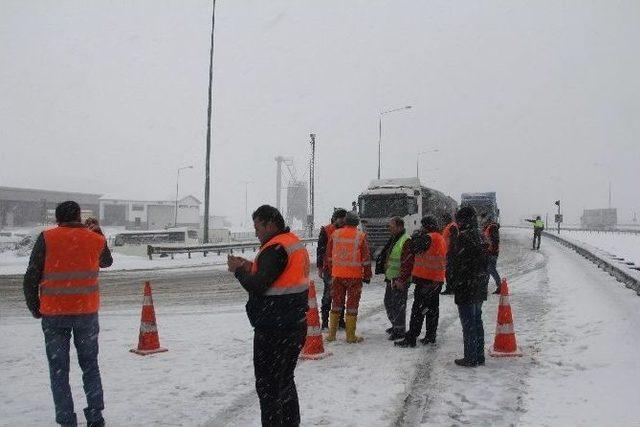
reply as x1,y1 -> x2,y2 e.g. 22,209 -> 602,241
1,229 -> 640,426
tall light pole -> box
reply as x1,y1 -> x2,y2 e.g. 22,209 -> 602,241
240,180 -> 253,229
378,105 -> 412,180
175,165 -> 193,227
203,0 -> 216,243
416,149 -> 439,179
309,133 -> 316,237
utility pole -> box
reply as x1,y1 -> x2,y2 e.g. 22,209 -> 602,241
309,133 -> 316,237
241,180 -> 252,228
203,0 -> 216,243
608,181 -> 612,209
275,156 -> 284,210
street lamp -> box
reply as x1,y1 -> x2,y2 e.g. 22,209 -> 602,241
378,105 -> 412,179
416,149 -> 439,179
175,165 -> 194,227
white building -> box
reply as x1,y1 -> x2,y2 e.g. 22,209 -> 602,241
99,194 -> 201,230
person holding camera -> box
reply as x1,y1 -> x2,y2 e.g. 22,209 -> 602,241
23,201 -> 112,427
227,205 -> 309,426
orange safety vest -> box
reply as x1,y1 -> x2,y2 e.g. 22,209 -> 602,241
483,223 -> 498,254
411,232 -> 446,282
40,226 -> 106,315
324,223 -> 337,238
251,232 -> 309,296
442,221 -> 458,251
330,226 -> 370,279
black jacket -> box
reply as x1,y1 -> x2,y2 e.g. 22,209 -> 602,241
448,226 -> 489,305
23,224 -> 113,317
235,229 -> 308,331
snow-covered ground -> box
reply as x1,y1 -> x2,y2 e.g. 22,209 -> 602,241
2,229 -> 640,426
553,230 -> 640,267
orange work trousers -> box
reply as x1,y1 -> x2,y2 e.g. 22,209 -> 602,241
330,278 -> 363,316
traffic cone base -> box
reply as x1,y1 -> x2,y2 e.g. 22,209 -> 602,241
130,347 -> 168,356
300,281 -> 332,360
490,278 -> 522,358
488,347 -> 522,357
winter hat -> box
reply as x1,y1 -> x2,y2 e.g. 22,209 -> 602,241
455,206 -> 478,228
421,215 -> 439,232
345,211 -> 360,226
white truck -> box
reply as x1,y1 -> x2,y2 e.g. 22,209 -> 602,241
357,177 -> 458,256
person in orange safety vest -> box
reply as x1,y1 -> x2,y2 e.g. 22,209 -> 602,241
396,215 -> 447,348
23,201 -> 112,427
316,208 -> 347,329
325,211 -> 372,343
227,205 -> 308,426
440,212 -> 459,295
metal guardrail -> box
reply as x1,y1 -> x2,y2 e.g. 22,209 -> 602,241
543,231 -> 640,295
506,225 -> 640,235
147,238 -> 318,260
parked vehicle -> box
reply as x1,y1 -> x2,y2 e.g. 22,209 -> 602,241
460,192 -> 500,222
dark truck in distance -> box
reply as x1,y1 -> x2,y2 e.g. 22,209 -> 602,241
460,192 -> 499,222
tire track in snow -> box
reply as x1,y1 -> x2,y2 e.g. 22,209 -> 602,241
393,231 -> 548,427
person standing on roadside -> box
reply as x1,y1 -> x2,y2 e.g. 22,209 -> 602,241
227,205 -> 309,426
316,208 -> 347,330
481,213 -> 502,294
440,212 -> 459,295
325,211 -> 372,343
23,201 -> 112,427
376,216 -> 413,341
525,216 -> 545,250
395,215 -> 445,348
448,206 -> 489,368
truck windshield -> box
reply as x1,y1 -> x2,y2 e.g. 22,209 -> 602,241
359,195 -> 411,218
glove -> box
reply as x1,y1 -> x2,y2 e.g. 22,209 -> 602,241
31,309 -> 42,319
363,278 -> 370,284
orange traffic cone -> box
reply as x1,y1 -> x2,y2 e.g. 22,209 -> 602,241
489,278 -> 522,357
130,281 -> 168,356
300,281 -> 332,360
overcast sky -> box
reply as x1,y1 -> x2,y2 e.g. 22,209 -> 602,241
1,0 -> 639,227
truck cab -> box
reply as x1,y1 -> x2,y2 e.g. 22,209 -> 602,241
357,178 -> 457,256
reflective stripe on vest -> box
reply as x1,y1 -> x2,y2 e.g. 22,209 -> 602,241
42,271 -> 99,281
252,232 -> 310,296
411,232 -> 446,282
331,227 -> 369,279
40,284 -> 99,296
40,226 -> 105,315
385,233 -> 409,280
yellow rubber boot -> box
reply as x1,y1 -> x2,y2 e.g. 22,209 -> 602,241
326,311 -> 339,342
345,314 -> 364,343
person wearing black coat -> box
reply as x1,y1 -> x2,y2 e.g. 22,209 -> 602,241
447,206 -> 489,367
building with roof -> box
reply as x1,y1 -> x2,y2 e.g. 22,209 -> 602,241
0,186 -> 101,227
99,195 -> 201,230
